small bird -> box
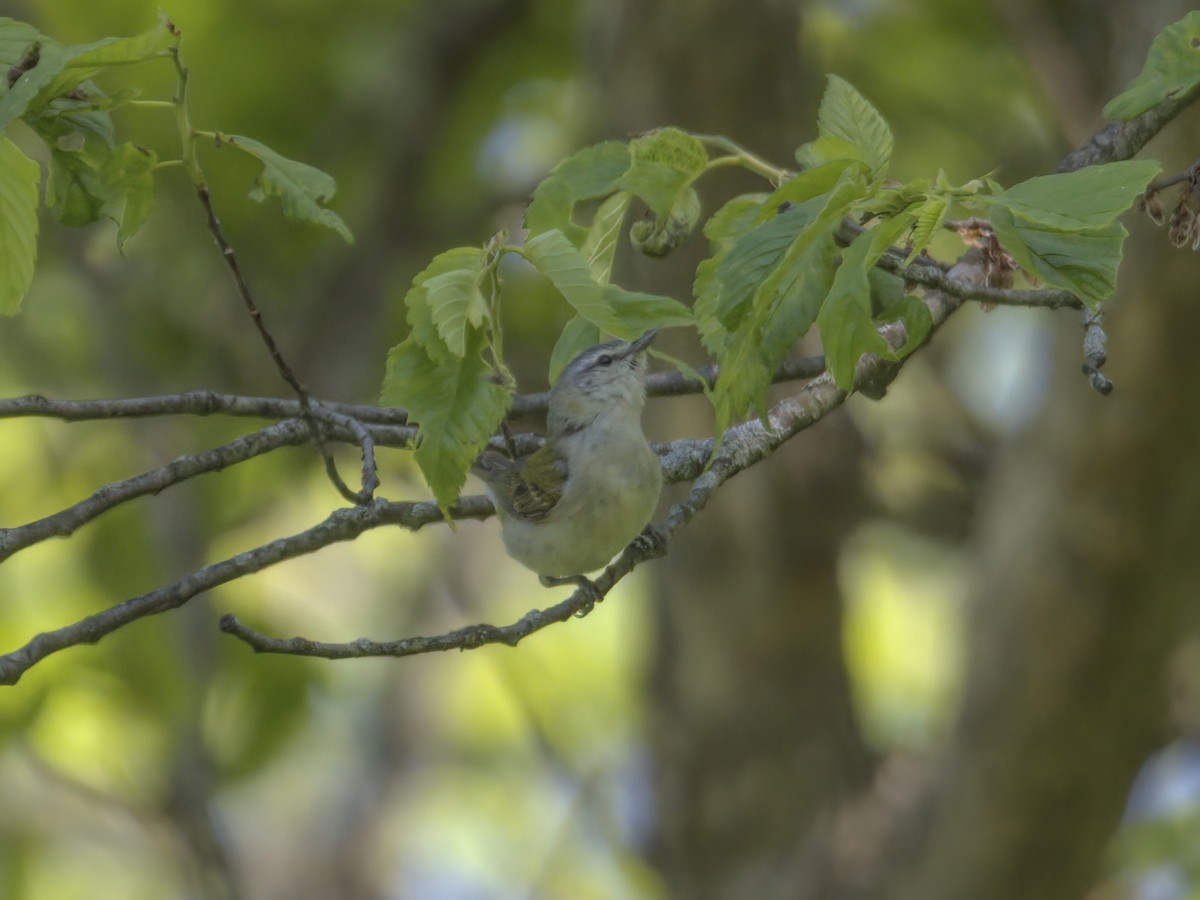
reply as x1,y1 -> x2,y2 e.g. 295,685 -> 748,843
472,329 -> 663,594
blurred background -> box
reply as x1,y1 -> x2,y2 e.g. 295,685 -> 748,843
0,0 -> 1198,898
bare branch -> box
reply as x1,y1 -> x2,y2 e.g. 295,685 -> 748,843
0,420 -> 308,563
0,495 -> 495,686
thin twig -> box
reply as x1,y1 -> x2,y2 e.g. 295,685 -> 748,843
169,33 -> 370,504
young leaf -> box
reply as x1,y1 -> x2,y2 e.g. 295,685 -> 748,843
904,196 -> 948,264
425,267 -> 488,359
818,234 -> 889,389
523,229 -> 622,333
617,127 -> 708,218
580,190 -> 631,283
798,75 -> 893,177
525,141 -> 631,245
987,160 -> 1162,230
381,330 -> 511,513
0,136 -> 39,314
225,134 -> 353,243
629,185 -> 701,256
402,247 -> 486,360
1104,11 -> 1200,121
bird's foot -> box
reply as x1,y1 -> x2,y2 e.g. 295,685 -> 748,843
539,573 -> 602,617
629,524 -> 668,561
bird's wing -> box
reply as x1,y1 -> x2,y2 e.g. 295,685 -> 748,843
473,444 -> 568,522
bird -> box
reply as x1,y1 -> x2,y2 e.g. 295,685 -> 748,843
472,329 -> 664,596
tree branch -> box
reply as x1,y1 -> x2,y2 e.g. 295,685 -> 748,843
0,495 -> 495,686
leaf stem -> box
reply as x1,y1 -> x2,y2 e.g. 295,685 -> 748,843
695,133 -> 793,184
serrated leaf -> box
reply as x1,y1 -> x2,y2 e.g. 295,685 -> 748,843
709,170 -> 866,430
525,141 -> 631,245
1104,11 -> 1200,121
904,197 -> 948,264
226,134 -> 353,243
580,191 -> 630,283
381,329 -> 511,513
988,205 -> 1126,309
805,75 -> 893,177
523,229 -> 622,332
402,247 -> 486,360
0,137 -> 39,314
548,314 -> 600,384
795,135 -> 862,171
818,233 -> 890,389
988,160 -> 1162,230
425,268 -> 488,358
617,127 -> 708,218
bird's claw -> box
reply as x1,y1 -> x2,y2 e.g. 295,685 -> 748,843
629,524 -> 668,560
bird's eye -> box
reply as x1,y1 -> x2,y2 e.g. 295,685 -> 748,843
596,354 -> 613,367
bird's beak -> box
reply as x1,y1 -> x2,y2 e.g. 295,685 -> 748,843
628,328 -> 659,355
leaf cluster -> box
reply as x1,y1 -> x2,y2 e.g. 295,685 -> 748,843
383,74 -> 1161,509
0,13 -> 352,314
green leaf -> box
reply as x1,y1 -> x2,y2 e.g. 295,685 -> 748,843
402,247 -> 486,360
580,190 -> 630,283
617,127 -> 708,218
818,234 -> 890,389
988,205 -> 1127,309
755,159 -> 864,221
42,13 -> 174,99
525,141 -> 631,245
694,193 -> 769,353
104,142 -> 156,248
523,229 -> 622,332
872,269 -> 931,354
0,136 -> 39,315
709,170 -> 866,429
799,75 -> 893,177
987,160 -> 1162,230
629,185 -> 700,256
604,284 -> 694,334
904,196 -> 948,264
381,329 -> 511,513
715,166 -> 866,327
0,20 -> 42,70
548,314 -> 600,384
225,134 -> 353,243
0,41 -> 71,133
1104,11 -> 1200,120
